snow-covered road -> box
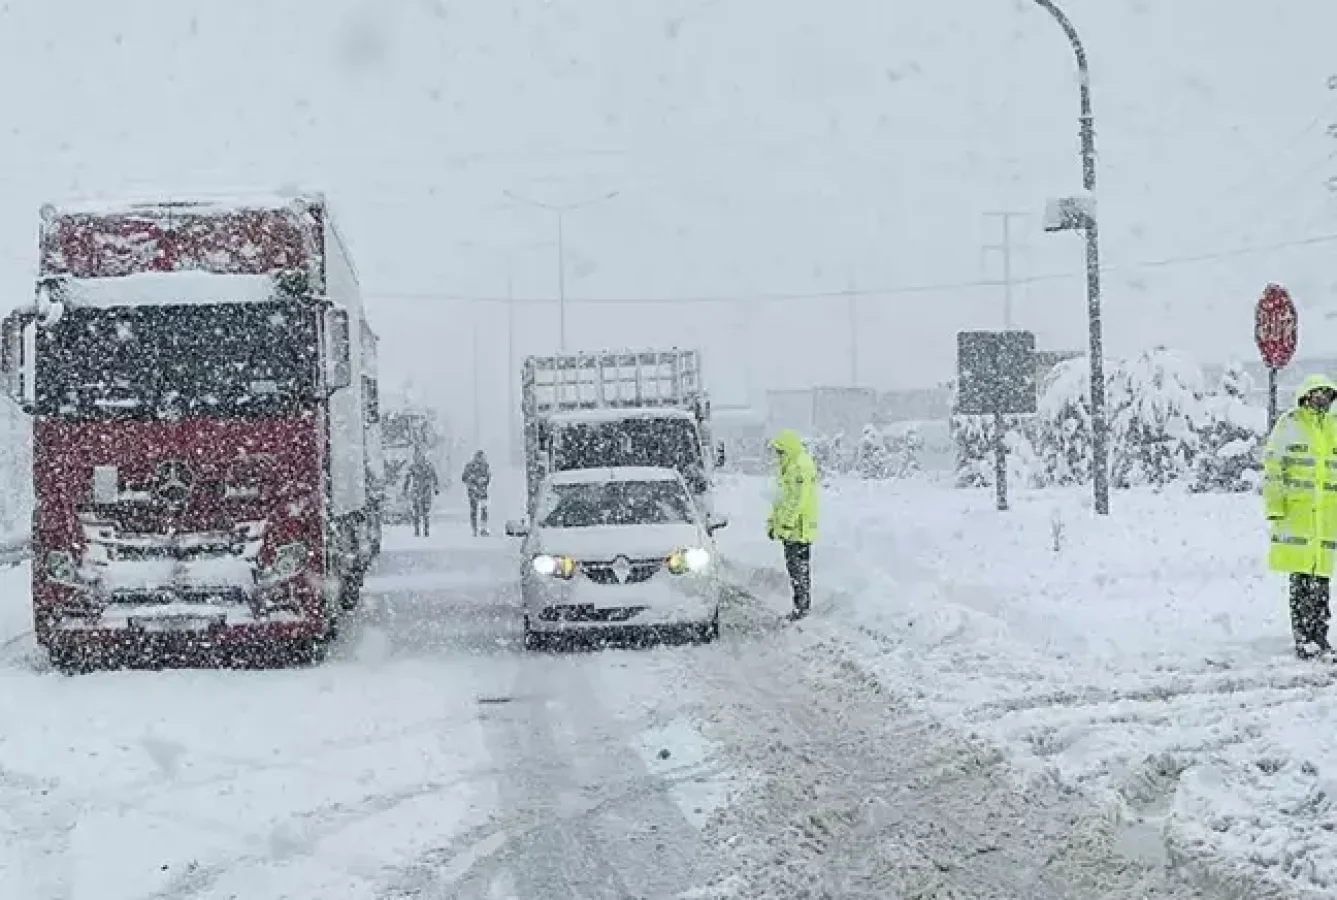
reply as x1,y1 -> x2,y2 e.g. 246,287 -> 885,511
0,493 -> 1258,899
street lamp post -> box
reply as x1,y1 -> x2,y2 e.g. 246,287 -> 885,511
1036,0 -> 1110,516
502,189 -> 620,352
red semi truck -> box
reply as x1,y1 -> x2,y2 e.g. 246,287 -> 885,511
0,191 -> 384,670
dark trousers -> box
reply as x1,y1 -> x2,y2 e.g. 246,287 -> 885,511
468,494 -> 489,534
411,495 -> 432,536
1290,574 -> 1332,657
783,541 -> 811,613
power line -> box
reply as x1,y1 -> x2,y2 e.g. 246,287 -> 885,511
365,231 -> 1337,307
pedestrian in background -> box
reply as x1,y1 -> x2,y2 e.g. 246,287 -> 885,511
462,450 -> 492,536
403,448 -> 440,538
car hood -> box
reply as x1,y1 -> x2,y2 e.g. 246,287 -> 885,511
533,523 -> 706,561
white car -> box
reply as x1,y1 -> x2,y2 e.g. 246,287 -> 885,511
505,466 -> 729,649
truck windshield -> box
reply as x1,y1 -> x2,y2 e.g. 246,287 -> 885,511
538,479 -> 696,528
35,302 -> 319,419
551,417 -> 707,494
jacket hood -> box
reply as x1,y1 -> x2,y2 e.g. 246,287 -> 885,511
771,429 -> 805,458
1295,374 -> 1337,405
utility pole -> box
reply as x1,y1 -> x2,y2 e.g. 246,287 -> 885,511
982,211 -> 1027,329
475,302 -> 486,449
846,268 -> 859,386
1035,0 -> 1110,516
502,189 -> 620,353
506,263 -> 519,467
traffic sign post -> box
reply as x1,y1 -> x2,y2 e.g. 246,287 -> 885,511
957,330 -> 1037,512
1255,283 -> 1298,432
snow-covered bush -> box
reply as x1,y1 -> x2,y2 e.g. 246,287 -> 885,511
1190,361 -> 1266,493
855,424 -> 895,479
1032,357 -> 1095,487
810,432 -> 853,478
951,413 -> 1036,488
1107,347 -> 1205,488
887,425 -> 922,478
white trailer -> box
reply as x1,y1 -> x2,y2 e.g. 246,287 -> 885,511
520,349 -> 722,518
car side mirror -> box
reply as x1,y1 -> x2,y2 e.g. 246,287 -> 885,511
706,515 -> 729,534
504,519 -> 529,537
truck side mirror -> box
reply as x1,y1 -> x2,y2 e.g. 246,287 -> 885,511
322,306 -> 352,393
715,440 -> 726,468
1,311 -> 36,413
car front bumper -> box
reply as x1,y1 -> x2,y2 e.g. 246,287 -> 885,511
523,575 -> 720,633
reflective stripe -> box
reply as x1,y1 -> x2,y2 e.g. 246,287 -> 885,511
1324,541 -> 1337,550
1288,443 -> 1312,452
1273,534 -> 1309,545
1286,478 -> 1316,489
1284,455 -> 1317,466
1324,482 -> 1337,492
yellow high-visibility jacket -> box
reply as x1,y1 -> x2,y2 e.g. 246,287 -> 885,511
1264,374 -> 1337,576
767,429 -> 818,544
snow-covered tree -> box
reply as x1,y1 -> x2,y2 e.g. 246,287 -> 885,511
951,414 -> 1035,487
855,424 -> 895,478
1032,357 -> 1095,487
887,424 -> 923,478
1107,347 -> 1205,488
810,432 -> 852,478
1191,361 -> 1266,493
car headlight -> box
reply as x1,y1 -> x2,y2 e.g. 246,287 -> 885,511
531,554 -> 576,579
667,547 -> 711,575
268,542 -> 309,580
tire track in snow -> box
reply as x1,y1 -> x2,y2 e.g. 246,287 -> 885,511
384,649 -> 712,899
683,626 -> 1220,899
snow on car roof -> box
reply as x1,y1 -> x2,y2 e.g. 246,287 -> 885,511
43,188 -> 323,218
546,466 -> 683,485
60,272 -> 279,307
546,407 -> 695,425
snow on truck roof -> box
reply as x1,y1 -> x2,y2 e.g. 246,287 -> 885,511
546,407 -> 695,425
57,272 -> 281,308
43,189 -> 325,218
546,466 -> 683,486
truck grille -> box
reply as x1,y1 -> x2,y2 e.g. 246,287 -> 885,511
109,587 -> 250,606
538,604 -> 648,623
581,559 -> 661,585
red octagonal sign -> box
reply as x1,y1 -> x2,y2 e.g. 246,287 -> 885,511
1256,283 -> 1298,370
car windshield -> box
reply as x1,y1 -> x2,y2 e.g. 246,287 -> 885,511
537,478 -> 696,528
35,301 -> 319,419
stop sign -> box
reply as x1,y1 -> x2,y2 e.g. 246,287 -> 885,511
1256,283 -> 1298,370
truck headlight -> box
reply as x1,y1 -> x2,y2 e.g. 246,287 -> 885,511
268,542 -> 309,580
46,550 -> 78,583
531,554 -> 576,578
667,547 -> 711,575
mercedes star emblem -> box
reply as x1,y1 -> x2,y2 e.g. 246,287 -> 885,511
154,460 -> 194,504
611,555 -> 632,584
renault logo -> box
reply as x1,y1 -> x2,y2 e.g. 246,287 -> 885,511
154,460 -> 193,504
611,555 -> 632,584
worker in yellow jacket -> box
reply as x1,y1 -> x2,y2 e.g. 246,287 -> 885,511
766,429 -> 819,619
1263,373 -> 1337,659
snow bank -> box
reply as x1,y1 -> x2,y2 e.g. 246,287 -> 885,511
713,474 -> 1337,896
0,658 -> 499,900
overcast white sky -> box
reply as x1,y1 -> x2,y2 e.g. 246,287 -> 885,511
0,0 -> 1333,454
